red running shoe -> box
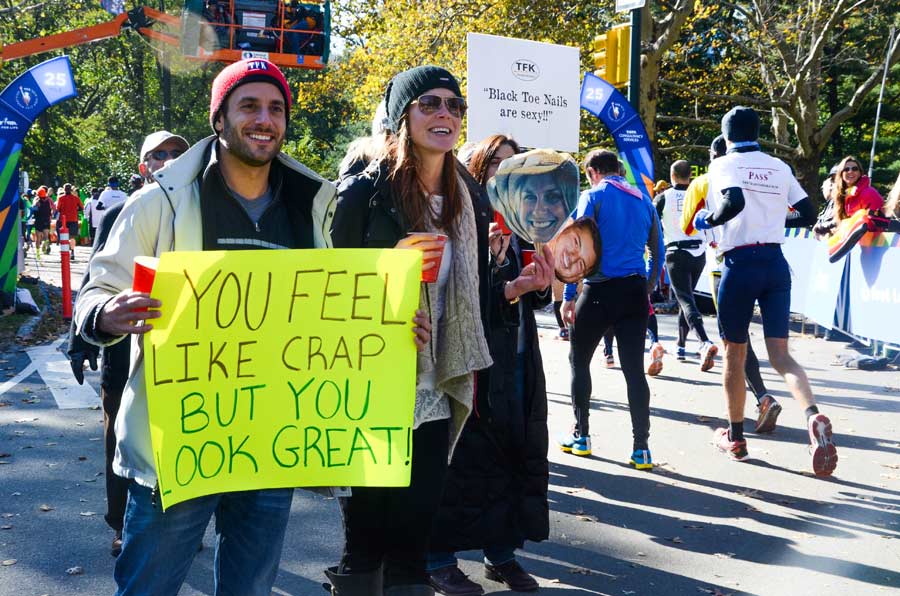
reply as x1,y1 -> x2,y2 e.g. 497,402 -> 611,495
808,413 -> 838,476
714,427 -> 749,461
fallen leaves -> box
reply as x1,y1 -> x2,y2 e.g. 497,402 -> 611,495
1,559 -> 16,566
669,536 -> 684,544
38,504 -> 54,512
14,417 -> 37,423
65,566 -> 84,575
568,566 -> 592,575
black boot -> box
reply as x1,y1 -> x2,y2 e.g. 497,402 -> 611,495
323,566 -> 383,596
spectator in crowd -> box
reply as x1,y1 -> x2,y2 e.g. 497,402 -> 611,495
68,129 -> 189,559
830,155 -> 883,222
75,58 -> 346,596
426,133 -> 552,595
329,65 -> 506,595
884,170 -> 900,218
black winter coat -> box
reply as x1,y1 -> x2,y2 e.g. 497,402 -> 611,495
429,240 -> 551,552
330,159 -> 509,341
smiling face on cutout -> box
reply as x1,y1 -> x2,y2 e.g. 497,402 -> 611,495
511,172 -> 570,243
549,217 -> 599,283
406,87 -> 462,158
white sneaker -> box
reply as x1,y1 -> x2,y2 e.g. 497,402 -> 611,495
699,341 -> 718,372
647,343 -> 665,376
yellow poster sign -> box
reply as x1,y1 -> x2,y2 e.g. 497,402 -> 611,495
145,249 -> 421,510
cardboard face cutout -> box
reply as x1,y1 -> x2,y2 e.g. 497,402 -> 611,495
486,149 -> 579,245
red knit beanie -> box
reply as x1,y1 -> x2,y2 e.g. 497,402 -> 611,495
209,59 -> 292,130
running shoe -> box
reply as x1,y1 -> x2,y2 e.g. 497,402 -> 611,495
605,353 -> 615,368
558,432 -> 592,456
647,343 -> 664,376
754,394 -> 782,434
557,328 -> 570,341
714,428 -> 749,461
808,413 -> 838,476
676,346 -> 686,361
629,449 -> 653,470
699,341 -> 718,372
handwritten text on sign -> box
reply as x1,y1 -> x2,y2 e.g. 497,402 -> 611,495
145,249 -> 421,510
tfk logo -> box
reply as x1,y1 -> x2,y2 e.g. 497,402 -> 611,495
0,116 -> 19,130
607,101 -> 625,122
511,59 -> 540,82
246,59 -> 270,71
15,86 -> 38,111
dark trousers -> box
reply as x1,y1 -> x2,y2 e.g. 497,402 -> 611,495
569,277 -> 651,449
339,418 -> 450,587
103,386 -> 130,532
665,250 -> 710,345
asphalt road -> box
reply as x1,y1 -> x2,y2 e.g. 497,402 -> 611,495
1,288 -> 899,595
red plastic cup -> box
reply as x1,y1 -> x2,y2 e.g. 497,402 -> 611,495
132,256 -> 159,312
493,211 -> 512,235
407,232 -> 448,283
521,249 -> 535,268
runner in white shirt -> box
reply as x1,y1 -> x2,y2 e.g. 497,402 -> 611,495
655,159 -> 717,370
693,106 -> 837,476
95,176 -> 128,225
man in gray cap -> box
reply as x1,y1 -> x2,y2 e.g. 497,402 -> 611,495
138,130 -> 189,183
67,129 -> 189,558
693,106 -> 836,476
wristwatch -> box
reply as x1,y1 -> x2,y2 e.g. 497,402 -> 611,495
505,281 -> 519,305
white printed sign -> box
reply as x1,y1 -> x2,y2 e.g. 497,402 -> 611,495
616,0 -> 646,11
466,33 -> 580,152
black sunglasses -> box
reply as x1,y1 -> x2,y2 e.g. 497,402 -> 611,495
148,148 -> 184,161
413,94 -> 467,118
843,165 -> 860,173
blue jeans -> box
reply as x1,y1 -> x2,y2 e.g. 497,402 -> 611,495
114,482 -> 293,596
426,546 -> 517,571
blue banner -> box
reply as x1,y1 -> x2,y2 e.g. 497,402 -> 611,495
579,72 -> 654,202
0,56 -> 77,296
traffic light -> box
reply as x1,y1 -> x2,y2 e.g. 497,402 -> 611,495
592,24 -> 631,87
592,30 -> 619,84
613,23 -> 631,87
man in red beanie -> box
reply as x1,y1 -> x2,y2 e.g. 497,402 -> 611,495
74,58 -> 338,595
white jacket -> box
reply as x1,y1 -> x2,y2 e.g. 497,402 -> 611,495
75,136 -> 336,488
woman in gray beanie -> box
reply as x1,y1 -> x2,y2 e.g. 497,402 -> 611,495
328,65 -> 498,596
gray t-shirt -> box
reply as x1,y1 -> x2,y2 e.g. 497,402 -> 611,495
232,186 -> 273,225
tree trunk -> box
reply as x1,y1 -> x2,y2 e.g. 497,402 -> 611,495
794,153 -> 824,208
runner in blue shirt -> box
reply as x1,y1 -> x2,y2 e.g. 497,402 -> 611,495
558,149 -> 663,469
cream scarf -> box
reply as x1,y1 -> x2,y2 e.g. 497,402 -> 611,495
417,171 -> 493,454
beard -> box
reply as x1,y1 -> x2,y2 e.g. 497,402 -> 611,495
219,115 -> 285,167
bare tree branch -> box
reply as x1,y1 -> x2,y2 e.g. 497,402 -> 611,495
817,31 -> 900,151
659,79 -> 792,109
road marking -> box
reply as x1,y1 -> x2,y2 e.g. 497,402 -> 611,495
0,337 -> 100,408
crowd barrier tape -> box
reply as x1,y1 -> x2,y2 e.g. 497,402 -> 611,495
694,229 -> 900,345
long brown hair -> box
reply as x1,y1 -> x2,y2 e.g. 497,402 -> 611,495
830,155 -> 863,221
886,171 -> 900,218
467,134 -> 520,186
379,117 -> 462,238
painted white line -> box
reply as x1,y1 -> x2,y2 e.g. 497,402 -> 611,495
0,361 -> 39,397
24,338 -> 100,409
